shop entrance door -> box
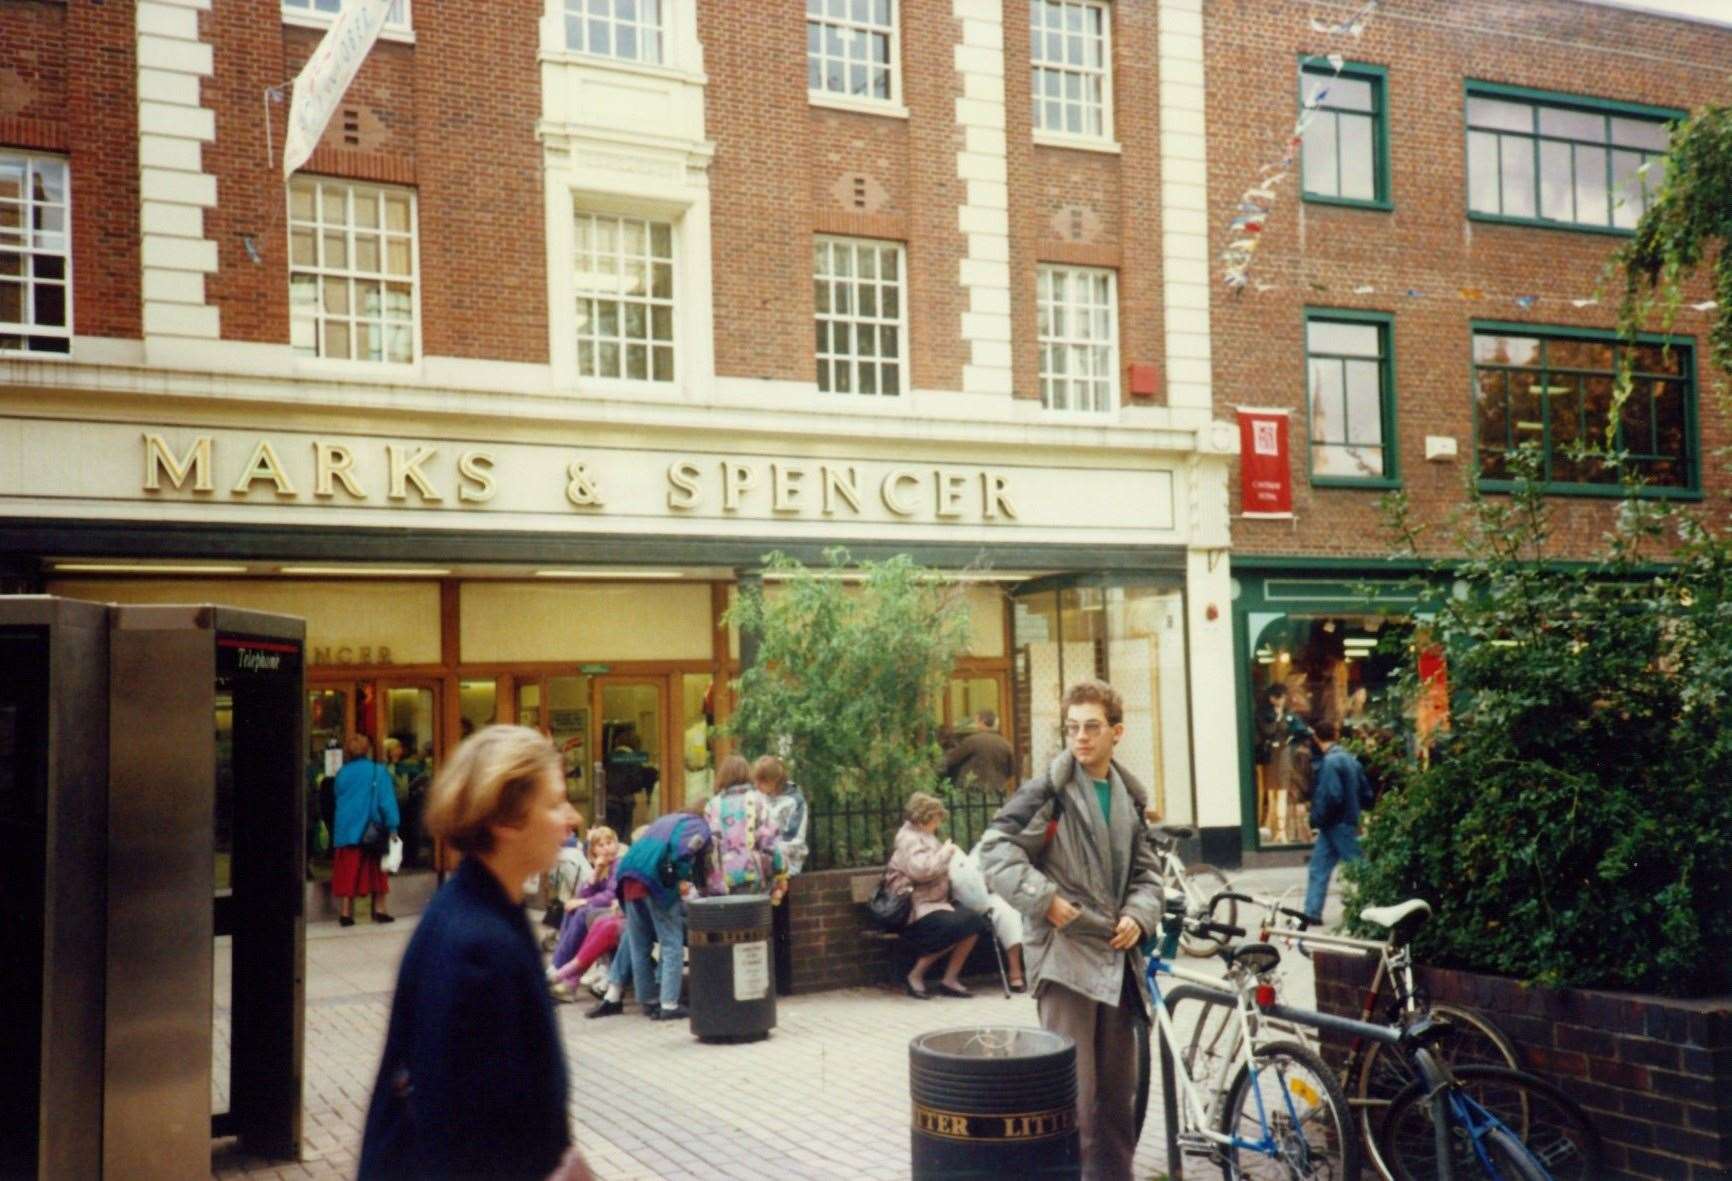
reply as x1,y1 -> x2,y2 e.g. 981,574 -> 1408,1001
595,677 -> 667,835
375,679 -> 440,871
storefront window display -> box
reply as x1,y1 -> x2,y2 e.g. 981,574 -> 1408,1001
1010,576 -> 1192,824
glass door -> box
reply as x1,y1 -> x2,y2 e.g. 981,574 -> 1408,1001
596,677 -> 667,833
377,680 -> 440,870
305,683 -> 355,878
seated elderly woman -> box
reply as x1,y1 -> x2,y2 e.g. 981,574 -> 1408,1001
886,791 -> 993,999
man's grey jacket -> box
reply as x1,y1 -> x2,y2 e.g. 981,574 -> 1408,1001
979,752 -> 1167,1017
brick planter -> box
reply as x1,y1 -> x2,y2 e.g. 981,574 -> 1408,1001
786,867 -> 1006,993
1315,951 -> 1732,1180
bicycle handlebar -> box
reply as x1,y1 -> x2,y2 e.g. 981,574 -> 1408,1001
1193,918 -> 1246,940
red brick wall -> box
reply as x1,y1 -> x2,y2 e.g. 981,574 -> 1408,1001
65,0 -> 139,340
1207,0 -> 1731,562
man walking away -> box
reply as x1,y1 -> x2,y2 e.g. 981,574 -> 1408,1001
943,709 -> 1016,794
1302,718 -> 1373,925
979,680 -> 1165,1181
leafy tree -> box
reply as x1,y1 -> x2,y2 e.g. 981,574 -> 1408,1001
1345,453 -> 1732,996
723,548 -> 970,868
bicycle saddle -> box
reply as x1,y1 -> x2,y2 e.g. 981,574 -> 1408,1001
1359,898 -> 1431,931
1222,942 -> 1281,975
1153,823 -> 1197,842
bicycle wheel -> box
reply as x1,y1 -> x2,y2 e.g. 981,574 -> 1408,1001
1357,1004 -> 1518,1180
1379,1065 -> 1602,1181
1157,983 -> 1242,1132
1179,862 -> 1236,956
1220,1039 -> 1361,1181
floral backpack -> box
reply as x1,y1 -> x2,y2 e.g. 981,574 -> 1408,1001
706,788 -> 775,894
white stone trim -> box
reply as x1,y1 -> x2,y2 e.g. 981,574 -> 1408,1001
953,0 -> 1013,398
1158,0 -> 1211,412
137,0 -> 220,348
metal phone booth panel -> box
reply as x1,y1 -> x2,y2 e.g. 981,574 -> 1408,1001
108,605 -> 306,1177
0,596 -> 110,1181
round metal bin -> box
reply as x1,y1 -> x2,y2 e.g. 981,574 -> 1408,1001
909,1026 -> 1079,1180
685,894 -> 776,1042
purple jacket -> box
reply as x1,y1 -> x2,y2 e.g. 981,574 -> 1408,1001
577,863 -> 618,910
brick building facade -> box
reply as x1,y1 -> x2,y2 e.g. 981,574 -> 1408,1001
0,0 -> 1724,875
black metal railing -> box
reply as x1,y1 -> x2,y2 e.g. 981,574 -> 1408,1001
807,788 -> 1007,872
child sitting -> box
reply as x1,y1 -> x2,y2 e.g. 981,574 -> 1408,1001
548,826 -> 620,978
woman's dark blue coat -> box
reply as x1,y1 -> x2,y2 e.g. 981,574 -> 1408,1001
358,857 -> 571,1179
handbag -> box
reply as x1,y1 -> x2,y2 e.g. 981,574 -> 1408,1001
866,875 -> 912,932
360,765 -> 391,858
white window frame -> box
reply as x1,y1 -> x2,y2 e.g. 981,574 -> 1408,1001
1029,0 -> 1115,147
287,177 -> 421,368
814,235 -> 907,399
563,0 -> 667,67
281,0 -> 414,42
806,0 -> 903,116
572,208 -> 678,385
1037,264 -> 1118,415
0,150 -> 72,358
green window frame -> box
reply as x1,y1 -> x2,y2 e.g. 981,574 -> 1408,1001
1472,321 -> 1698,498
1299,59 -> 1391,211
1463,81 -> 1681,235
1305,308 -> 1398,488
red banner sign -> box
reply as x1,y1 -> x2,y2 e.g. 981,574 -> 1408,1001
1237,407 -> 1293,518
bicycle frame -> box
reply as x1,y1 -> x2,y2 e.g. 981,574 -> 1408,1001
1146,949 -> 1311,1162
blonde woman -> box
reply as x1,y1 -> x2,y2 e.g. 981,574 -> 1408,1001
886,791 -> 991,1000
359,726 -> 590,1181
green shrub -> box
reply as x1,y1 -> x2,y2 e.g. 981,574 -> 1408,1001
722,548 -> 969,868
1345,461 -> 1732,996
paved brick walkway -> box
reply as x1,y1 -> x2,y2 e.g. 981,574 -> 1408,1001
212,867 -> 1327,1180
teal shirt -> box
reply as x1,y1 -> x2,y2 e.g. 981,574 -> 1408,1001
1093,778 -> 1112,825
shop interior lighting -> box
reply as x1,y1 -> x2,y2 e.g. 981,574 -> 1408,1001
278,566 -> 452,576
53,562 -> 250,575
533,570 -> 684,579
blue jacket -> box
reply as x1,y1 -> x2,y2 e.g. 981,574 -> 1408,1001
615,812 -> 712,907
359,859 -> 571,1180
332,758 -> 401,848
1309,745 -> 1373,831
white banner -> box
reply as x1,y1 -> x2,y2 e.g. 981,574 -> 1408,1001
281,0 -> 396,177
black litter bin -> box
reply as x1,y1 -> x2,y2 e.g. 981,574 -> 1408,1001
686,894 -> 776,1042
909,1026 -> 1080,1180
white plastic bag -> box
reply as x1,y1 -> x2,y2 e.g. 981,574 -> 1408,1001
948,848 -> 992,912
382,834 -> 404,875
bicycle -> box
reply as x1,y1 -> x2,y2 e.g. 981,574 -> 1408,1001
1142,901 -> 1362,1179
1181,893 -> 1519,1180
1148,823 -> 1239,957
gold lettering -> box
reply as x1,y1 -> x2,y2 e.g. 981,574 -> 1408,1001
457,450 -> 497,503
231,440 -> 297,497
314,442 -> 364,499
984,472 -> 1019,520
143,433 -> 214,493
771,463 -> 806,513
1003,1116 -> 1022,1137
378,646 -> 392,663
722,461 -> 758,512
821,464 -> 861,515
565,460 -> 603,507
359,646 -> 372,663
336,646 -> 353,663
881,468 -> 920,516
935,469 -> 969,518
942,1116 -> 968,1136
666,460 -> 702,510
388,444 -> 442,502
312,647 -> 331,664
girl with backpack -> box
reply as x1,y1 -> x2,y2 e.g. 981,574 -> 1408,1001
702,755 -> 788,899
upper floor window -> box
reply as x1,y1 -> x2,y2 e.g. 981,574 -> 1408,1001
565,0 -> 664,66
0,152 -> 71,356
1300,60 -> 1389,209
574,210 -> 675,382
807,0 -> 897,104
1307,311 -> 1396,485
1030,0 -> 1112,140
814,236 -> 904,397
282,0 -> 411,36
288,177 -> 417,363
1037,264 -> 1117,413
1465,83 -> 1676,232
1473,326 -> 1695,494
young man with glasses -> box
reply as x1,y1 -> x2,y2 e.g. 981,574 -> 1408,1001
979,680 -> 1165,1181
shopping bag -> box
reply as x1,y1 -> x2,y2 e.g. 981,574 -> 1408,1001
382,834 -> 404,875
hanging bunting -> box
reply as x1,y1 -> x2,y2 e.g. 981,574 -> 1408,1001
1309,0 -> 1379,37
1689,300 -> 1719,311
1353,284 -> 1376,294
1514,294 -> 1538,309
1459,287 -> 1485,301
1571,298 -> 1600,308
